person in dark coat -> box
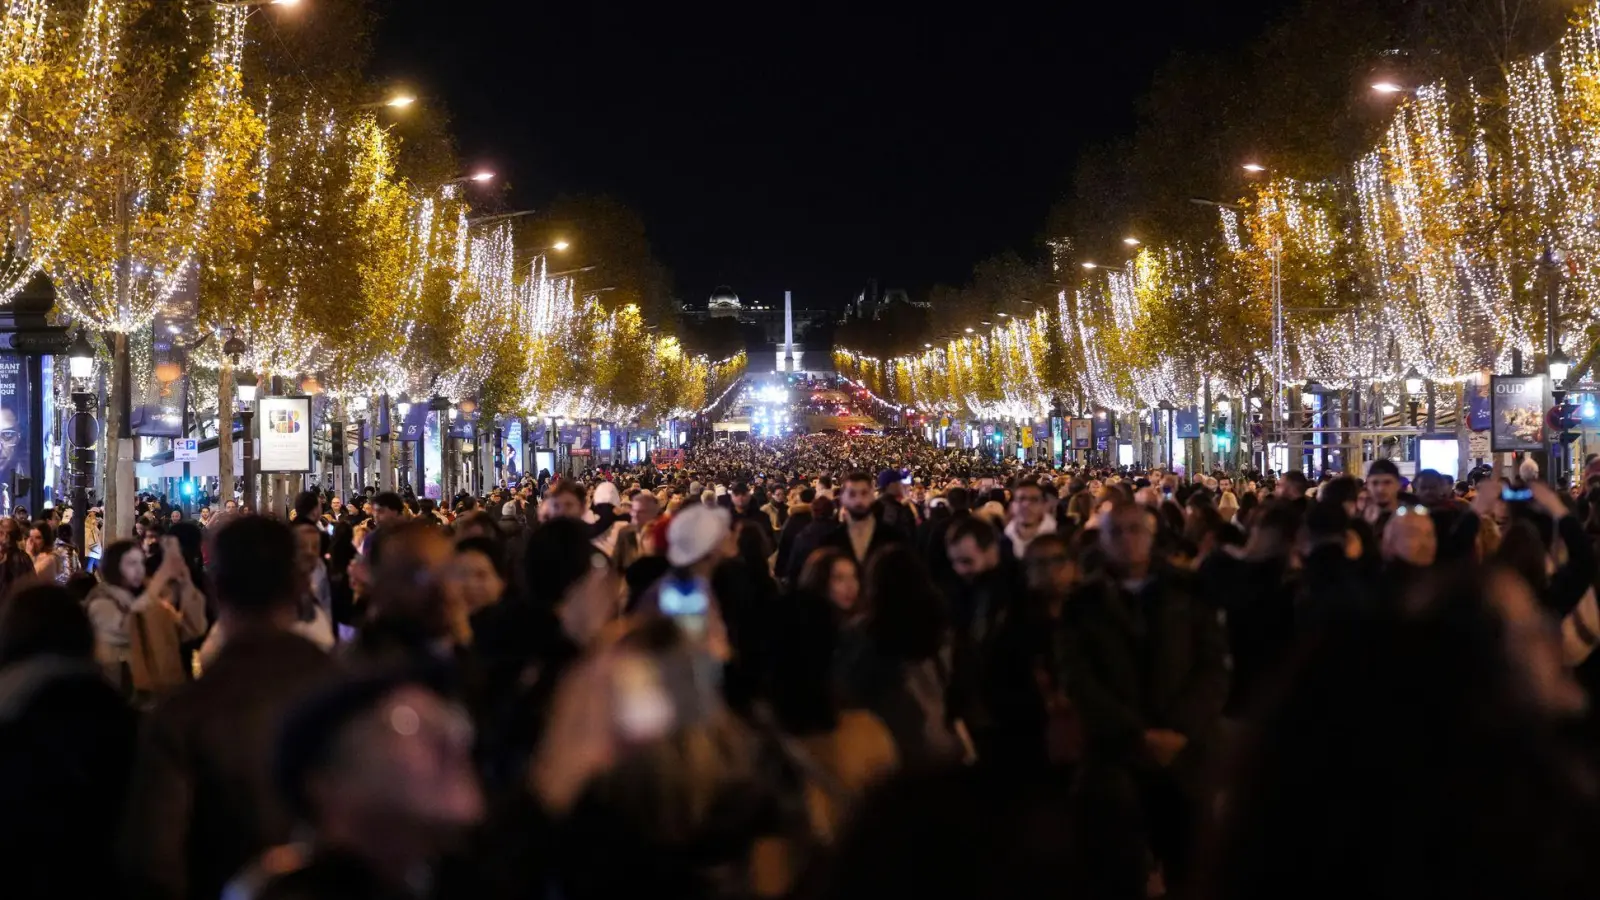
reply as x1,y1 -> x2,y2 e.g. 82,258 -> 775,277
1060,500 -> 1228,889
802,472 -> 908,579
1197,500 -> 1301,717
118,517 -> 341,900
784,494 -> 840,585
0,584 -> 137,900
774,487 -> 817,582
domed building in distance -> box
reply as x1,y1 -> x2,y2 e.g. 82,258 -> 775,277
708,285 -> 743,318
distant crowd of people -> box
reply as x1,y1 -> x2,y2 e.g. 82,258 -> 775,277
4,432 -> 1600,899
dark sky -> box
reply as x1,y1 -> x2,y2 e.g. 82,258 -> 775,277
374,2 -> 1295,310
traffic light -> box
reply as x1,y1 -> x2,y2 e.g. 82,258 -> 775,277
1212,414 -> 1232,453
1549,390 -> 1582,445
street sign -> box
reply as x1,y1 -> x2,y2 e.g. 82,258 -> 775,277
174,438 -> 198,461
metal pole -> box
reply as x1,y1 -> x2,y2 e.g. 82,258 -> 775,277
70,390 -> 95,551
240,404 -> 256,513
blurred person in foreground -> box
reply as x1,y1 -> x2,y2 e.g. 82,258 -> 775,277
0,584 -> 137,900
243,672 -> 484,900
1196,565 -> 1600,900
119,517 -> 341,900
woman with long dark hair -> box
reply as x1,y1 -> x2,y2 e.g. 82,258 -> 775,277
84,538 -> 207,699
836,543 -> 967,771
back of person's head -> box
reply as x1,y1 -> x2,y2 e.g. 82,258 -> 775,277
523,517 -> 599,610
210,516 -> 299,617
1318,475 -> 1360,509
862,544 -> 946,660
945,486 -> 971,513
0,583 -> 94,665
732,520 -> 772,573
372,491 -> 404,514
797,486 -> 817,505
1197,565 -> 1591,900
810,495 -> 836,521
293,490 -> 321,521
797,546 -> 854,599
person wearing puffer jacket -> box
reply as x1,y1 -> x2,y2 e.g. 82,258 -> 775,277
587,480 -> 627,559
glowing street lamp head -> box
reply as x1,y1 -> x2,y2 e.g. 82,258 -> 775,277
470,171 -> 495,183
551,240 -> 571,252
386,94 -> 416,109
1242,163 -> 1267,173
271,0 -> 301,6
964,327 -> 975,334
1123,236 -> 1140,246
1371,81 -> 1404,94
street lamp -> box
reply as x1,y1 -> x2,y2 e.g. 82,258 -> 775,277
236,372 -> 259,513
1371,81 -> 1408,95
1242,162 -> 1267,173
67,330 -> 97,551
213,0 -> 300,7
1123,236 -> 1141,247
68,330 -> 94,380
1549,348 -> 1572,385
1404,366 -> 1424,396
397,392 -> 412,418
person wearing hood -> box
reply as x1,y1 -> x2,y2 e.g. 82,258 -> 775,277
588,480 -> 627,558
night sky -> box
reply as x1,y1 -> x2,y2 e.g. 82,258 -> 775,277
374,2 -> 1295,310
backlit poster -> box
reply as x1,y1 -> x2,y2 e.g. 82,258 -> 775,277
505,420 -> 523,482
425,411 -> 441,499
258,396 -> 312,473
1490,374 -> 1545,452
0,352 -> 27,508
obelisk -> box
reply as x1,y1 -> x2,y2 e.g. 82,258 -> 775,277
784,290 -> 794,371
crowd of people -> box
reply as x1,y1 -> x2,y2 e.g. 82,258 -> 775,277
5,430 -> 1600,899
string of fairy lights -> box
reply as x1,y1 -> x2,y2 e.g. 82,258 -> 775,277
2,0 -> 745,424
843,2 -> 1600,420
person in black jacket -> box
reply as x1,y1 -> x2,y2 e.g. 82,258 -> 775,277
119,516 -> 342,900
1061,500 -> 1228,888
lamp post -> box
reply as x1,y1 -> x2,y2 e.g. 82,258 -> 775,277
1550,347 -> 1572,486
396,393 -> 412,494
236,372 -> 258,512
67,330 -> 96,552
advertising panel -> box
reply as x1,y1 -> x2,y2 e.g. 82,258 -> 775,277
1490,374 -> 1545,452
258,396 -> 312,473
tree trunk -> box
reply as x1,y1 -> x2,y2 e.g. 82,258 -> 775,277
105,331 -> 132,539
218,361 -> 234,508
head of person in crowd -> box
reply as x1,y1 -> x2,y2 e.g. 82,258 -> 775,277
729,481 -> 754,513
840,471 -> 877,521
102,538 -> 146,593
1023,533 -> 1076,618
294,490 -> 323,524
1365,458 -> 1403,514
370,491 -> 405,529
1099,501 -> 1156,578
1382,505 -> 1437,568
1278,470 -> 1310,502
1414,469 -> 1454,507
273,672 -> 483,888
291,521 -> 324,587
525,517 -> 617,647
631,489 -> 662,529
665,503 -> 733,579
877,469 -> 906,502
327,496 -> 343,519
0,582 -> 95,666
1243,500 -> 1303,561
451,537 -> 506,615
24,521 -> 48,558
452,510 -> 497,542
731,519 -> 772,573
798,546 -> 861,617
946,516 -> 1001,583
1010,476 -> 1047,528
1318,475 -> 1361,517
1492,517 -> 1550,594
862,544 -> 946,662
366,520 -> 466,645
1196,564 -> 1590,900
546,481 -> 587,521
211,516 -> 304,633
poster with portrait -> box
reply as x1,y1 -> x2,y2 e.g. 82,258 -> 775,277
1490,374 -> 1545,452
0,352 -> 27,506
424,411 -> 442,499
505,420 -> 523,481
258,396 -> 312,473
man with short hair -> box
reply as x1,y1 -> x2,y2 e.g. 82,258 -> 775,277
119,517 -> 340,900
728,481 -> 774,544
544,482 -> 587,521
1003,476 -> 1056,560
291,490 -> 323,526
1364,458 -> 1403,533
369,491 -> 404,529
817,470 -> 905,566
